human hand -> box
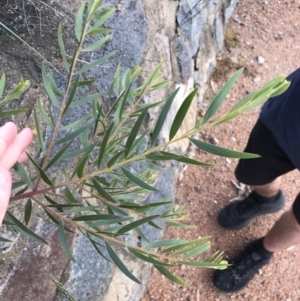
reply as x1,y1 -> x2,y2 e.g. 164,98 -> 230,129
0,122 -> 34,225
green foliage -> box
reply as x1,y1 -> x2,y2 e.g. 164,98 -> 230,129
1,0 -> 290,289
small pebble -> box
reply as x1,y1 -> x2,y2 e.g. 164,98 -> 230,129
210,137 -> 219,145
258,55 -> 266,64
254,76 -> 262,82
226,158 -> 232,164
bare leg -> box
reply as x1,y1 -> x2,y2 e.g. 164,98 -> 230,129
251,176 -> 282,198
263,208 -> 300,252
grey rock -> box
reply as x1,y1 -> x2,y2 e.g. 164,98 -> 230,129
225,0 -> 240,24
57,233 -> 113,301
177,0 -> 209,56
214,14 -> 225,50
173,36 -> 193,79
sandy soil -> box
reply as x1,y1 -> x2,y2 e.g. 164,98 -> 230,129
142,1 -> 300,300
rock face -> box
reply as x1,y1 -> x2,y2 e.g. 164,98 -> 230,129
0,0 -> 239,300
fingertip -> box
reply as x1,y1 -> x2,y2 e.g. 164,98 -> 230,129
20,127 -> 34,143
0,122 -> 18,138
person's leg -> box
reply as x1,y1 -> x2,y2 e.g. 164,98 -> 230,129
251,176 -> 282,198
264,193 -> 300,252
214,119 -> 296,292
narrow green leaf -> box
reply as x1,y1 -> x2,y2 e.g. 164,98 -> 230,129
12,180 -> 26,190
89,7 -> 115,29
57,23 -> 69,71
73,214 -> 123,221
72,79 -> 95,87
94,176 -> 110,186
107,150 -> 125,168
125,108 -> 148,157
269,80 -> 290,98
64,187 -> 79,204
140,63 -> 163,94
139,161 -> 164,172
0,236 -> 12,243
45,195 -> 62,212
75,51 -> 116,74
58,221 -> 75,262
45,140 -> 73,170
128,248 -> 174,267
45,209 -> 60,225
178,260 -> 228,269
165,220 -> 196,229
87,0 -> 104,20
14,185 -> 29,196
63,75 -> 80,115
55,122 -> 93,145
27,153 -> 53,186
92,216 -> 132,227
202,68 -> 243,124
184,242 -> 211,258
148,220 -> 163,230
49,72 -> 64,97
33,106 -> 46,153
161,238 -> 210,254
121,167 -> 158,192
190,138 -> 260,159
42,65 -> 59,107
116,81 -> 133,123
87,28 -> 111,35
117,215 -> 159,234
145,153 -> 180,161
92,178 -> 116,203
0,78 -> 30,105
113,63 -> 121,96
60,114 -> 91,130
159,151 -> 213,167
130,130 -> 149,156
144,239 -> 187,250
229,91 -> 254,112
105,242 -> 141,284
6,211 -> 48,244
85,234 -> 110,262
62,206 -> 100,214
154,265 -> 188,286
169,88 -> 198,141
150,80 -> 171,91
59,143 -> 96,161
82,34 -> 112,52
0,73 -> 5,99
76,155 -> 89,178
24,199 -> 32,225
75,1 -> 86,42
0,109 -> 27,118
98,123 -> 114,168
37,96 -> 54,128
151,88 -> 180,146
70,92 -> 105,108
13,163 -> 33,188
129,101 -> 165,117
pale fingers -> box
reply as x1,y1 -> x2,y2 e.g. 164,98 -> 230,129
0,128 -> 34,170
18,150 -> 29,164
0,167 -> 12,225
0,122 -> 18,160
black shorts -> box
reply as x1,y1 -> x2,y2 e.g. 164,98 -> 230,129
235,119 -> 300,224
235,119 -> 296,186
